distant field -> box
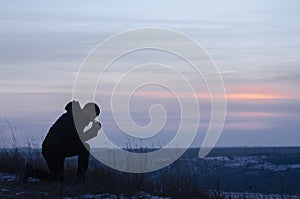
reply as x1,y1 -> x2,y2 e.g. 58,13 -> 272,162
91,147 -> 300,195
183,147 -> 300,194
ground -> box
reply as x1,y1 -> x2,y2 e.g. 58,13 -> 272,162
0,173 -> 168,199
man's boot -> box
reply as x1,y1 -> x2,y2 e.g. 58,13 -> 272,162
19,163 -> 33,183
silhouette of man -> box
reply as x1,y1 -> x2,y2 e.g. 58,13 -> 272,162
21,101 -> 101,183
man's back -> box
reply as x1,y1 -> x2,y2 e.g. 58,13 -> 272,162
42,102 -> 86,147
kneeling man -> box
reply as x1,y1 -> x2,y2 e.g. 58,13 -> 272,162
21,101 -> 101,183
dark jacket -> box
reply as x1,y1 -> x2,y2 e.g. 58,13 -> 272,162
42,101 -> 89,147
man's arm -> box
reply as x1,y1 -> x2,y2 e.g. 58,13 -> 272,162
80,121 -> 101,142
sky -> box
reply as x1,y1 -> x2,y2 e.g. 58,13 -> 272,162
0,0 -> 300,148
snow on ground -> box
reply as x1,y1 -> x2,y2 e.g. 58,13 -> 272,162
204,155 -> 300,172
78,192 -> 169,199
0,172 -> 15,182
220,191 -> 300,199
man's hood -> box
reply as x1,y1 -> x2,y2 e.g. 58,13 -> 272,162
65,101 -> 81,112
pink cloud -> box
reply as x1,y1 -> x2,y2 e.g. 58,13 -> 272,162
134,85 -> 294,102
223,121 -> 272,130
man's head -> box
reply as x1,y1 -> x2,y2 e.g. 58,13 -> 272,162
82,102 -> 100,122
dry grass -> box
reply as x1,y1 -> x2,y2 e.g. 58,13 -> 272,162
0,146 -> 216,198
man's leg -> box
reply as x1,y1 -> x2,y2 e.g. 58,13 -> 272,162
63,142 -> 90,179
20,163 -> 50,182
42,146 -> 65,181
20,146 -> 64,182
31,167 -> 51,181
77,143 -> 90,177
